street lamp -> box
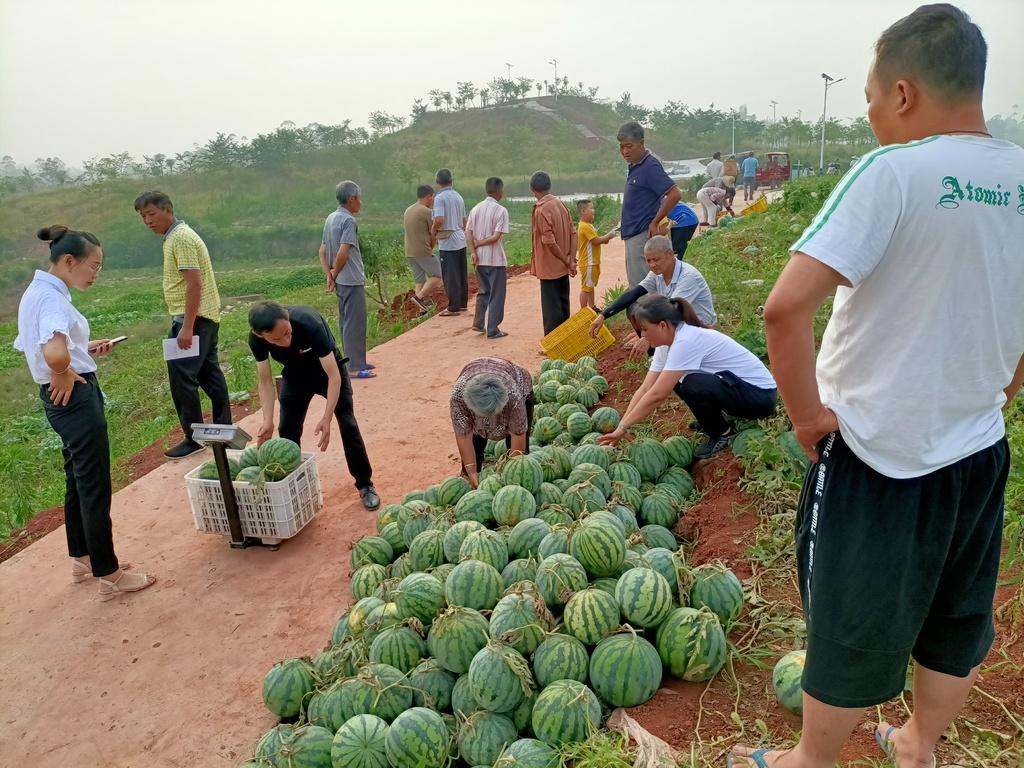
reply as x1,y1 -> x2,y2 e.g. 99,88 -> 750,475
730,110 -> 737,156
549,59 -> 558,101
770,100 -> 778,123
820,73 -> 845,172
505,62 -> 514,80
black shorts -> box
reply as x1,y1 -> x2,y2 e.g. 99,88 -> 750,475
796,431 -> 1007,708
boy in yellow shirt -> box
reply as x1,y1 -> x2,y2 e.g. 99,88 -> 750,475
576,199 -> 617,309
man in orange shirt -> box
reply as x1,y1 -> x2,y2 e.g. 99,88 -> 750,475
529,171 -> 577,335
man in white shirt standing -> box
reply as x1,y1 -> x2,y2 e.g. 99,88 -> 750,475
431,168 -> 468,316
732,5 -> 1024,768
465,177 -> 510,339
705,151 -> 724,181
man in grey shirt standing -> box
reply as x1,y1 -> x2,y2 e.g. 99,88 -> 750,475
320,180 -> 375,379
431,168 -> 468,316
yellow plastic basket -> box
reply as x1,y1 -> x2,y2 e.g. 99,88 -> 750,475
741,195 -> 769,216
540,307 -> 615,362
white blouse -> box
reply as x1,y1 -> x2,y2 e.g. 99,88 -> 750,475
14,270 -> 97,385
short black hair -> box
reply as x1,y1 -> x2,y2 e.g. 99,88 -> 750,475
416,184 -> 434,199
133,190 -> 173,212
616,122 -> 644,142
530,171 -> 551,192
37,225 -> 101,264
485,177 -> 503,195
713,151 -> 721,159
249,301 -> 288,333
875,4 -> 986,103
576,198 -> 593,213
435,168 -> 453,185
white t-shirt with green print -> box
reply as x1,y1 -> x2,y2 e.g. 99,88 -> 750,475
792,135 -> 1024,479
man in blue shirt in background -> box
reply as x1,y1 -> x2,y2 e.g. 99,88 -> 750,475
741,152 -> 759,201
617,122 -> 681,287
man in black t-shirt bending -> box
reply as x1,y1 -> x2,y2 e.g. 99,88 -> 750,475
248,302 -> 379,511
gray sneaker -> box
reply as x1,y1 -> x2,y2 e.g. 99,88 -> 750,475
695,426 -> 738,460
359,486 -> 381,511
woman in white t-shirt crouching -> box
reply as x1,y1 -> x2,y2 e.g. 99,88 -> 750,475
598,294 -> 777,459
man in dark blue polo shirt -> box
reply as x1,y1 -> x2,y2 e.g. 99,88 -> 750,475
618,122 -> 681,287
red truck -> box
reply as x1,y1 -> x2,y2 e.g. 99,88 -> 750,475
756,152 -> 791,189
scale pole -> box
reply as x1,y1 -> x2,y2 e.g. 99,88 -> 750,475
211,443 -> 246,546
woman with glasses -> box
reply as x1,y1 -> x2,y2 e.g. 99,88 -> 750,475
15,226 -> 155,600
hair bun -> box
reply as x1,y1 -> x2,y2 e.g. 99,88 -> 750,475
37,225 -> 69,244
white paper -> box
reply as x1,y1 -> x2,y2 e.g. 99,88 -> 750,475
163,336 -> 200,361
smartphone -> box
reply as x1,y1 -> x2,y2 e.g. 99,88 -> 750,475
110,336 -> 128,345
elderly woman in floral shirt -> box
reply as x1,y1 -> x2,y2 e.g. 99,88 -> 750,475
450,357 -> 535,487
696,176 -> 736,228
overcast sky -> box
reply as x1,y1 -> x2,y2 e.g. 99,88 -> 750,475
1,0 -> 1021,165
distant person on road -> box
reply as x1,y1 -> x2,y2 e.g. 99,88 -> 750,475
529,171 -> 577,335
705,151 -> 724,181
15,226 -> 155,599
465,177 -> 510,339
696,177 -> 736,227
248,302 -> 379,511
617,122 -> 682,287
320,180 -> 374,379
576,198 -> 617,310
431,168 -> 468,316
741,152 -> 759,201
733,5 -> 1024,768
450,357 -> 535,488
659,201 -> 700,259
135,190 -> 231,459
724,154 -> 740,180
403,184 -> 442,316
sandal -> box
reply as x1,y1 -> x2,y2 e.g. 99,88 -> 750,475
352,369 -> 376,379
726,748 -> 773,767
874,723 -> 937,768
73,557 -> 131,583
98,570 -> 156,601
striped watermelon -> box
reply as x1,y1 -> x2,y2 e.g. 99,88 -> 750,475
237,445 -> 260,470
388,553 -> 414,581
459,528 -> 509,571
445,559 -> 503,611
654,606 -> 727,682
550,432 -> 574,448
619,549 -> 643,574
612,482 -> 644,513
493,484 -> 538,527
591,577 -> 619,597
330,613 -> 351,646
376,504 -> 403,533
589,630 -> 662,708
588,374 -> 609,395
537,506 -> 573,527
777,431 -> 811,471
438,475 -> 473,507
408,657 -> 457,710
502,558 -> 539,589
608,461 -> 642,489
378,522 -> 407,557
368,626 -> 426,673
427,606 -> 491,673
575,385 -> 600,409
639,492 -> 679,528
468,641 -> 534,713
640,547 -> 681,594
531,633 -> 590,687
531,679 -> 601,747
607,504 -> 639,536
615,568 -> 674,628
563,588 -> 620,645
479,473 -> 504,495
429,562 -> 454,587
537,528 -> 569,559
576,355 -> 598,368
640,524 -> 678,551
501,454 -> 545,495
662,435 -> 695,468
443,520 -> 485,563
590,407 -> 621,434
256,724 -> 292,763
555,384 -> 578,405
384,707 -> 450,768
565,411 -> 593,440
772,650 -> 806,715
275,724 -> 333,768
689,563 -> 744,626
571,443 -> 612,471
451,673 -> 476,718
561,483 -> 606,517
535,481 -> 563,508
489,591 -> 549,655
408,529 -> 447,571
509,518 -> 551,559
348,663 -> 413,721
537,446 -> 574,482
258,437 -> 302,480
658,466 -> 695,499
361,601 -> 402,642
392,572 -> 445,627
537,380 -> 560,403
556,402 -> 586,424
581,508 -> 627,538
350,536 -> 393,569
630,438 -> 670,482
508,687 -> 536,733
318,680 -> 356,732
494,738 -> 559,768
458,710 -> 518,765
568,521 -> 626,578
535,553 -> 589,609
401,511 -> 433,548
402,490 -> 428,504
313,640 -> 365,686
262,657 -> 314,718
567,462 -> 612,496
454,490 -> 496,526
534,417 -> 562,444
350,563 -> 387,601
330,714 -> 388,768
730,427 -> 765,458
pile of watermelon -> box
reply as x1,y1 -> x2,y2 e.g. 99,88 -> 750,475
241,357 -> 799,768
196,437 -> 303,487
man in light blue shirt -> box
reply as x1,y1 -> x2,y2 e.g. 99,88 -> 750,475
741,153 -> 759,201
431,168 -> 469,316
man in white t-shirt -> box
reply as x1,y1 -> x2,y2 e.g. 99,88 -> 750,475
732,6 -> 1024,768
465,177 -> 511,339
431,168 -> 468,316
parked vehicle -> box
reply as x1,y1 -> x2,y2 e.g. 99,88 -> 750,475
756,152 -> 790,189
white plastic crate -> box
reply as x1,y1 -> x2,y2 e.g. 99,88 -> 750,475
185,451 -> 322,544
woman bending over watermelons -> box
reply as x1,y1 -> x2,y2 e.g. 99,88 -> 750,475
598,294 -> 777,459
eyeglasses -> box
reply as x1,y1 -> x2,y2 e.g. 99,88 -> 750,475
82,262 -> 103,274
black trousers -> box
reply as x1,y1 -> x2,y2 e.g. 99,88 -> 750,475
471,396 -> 535,469
440,248 -> 469,311
167,316 -> 231,442
278,362 -> 373,490
674,370 -> 777,437
670,225 -> 698,259
473,265 -> 507,336
539,275 -> 571,335
41,373 -> 118,577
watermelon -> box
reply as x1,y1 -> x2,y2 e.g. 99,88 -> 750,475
654,606 -> 727,682
590,407 -> 621,435
256,724 -> 293,763
429,561 -> 454,586
443,520 -> 485,563
563,588 -> 620,645
313,641 -> 365,685
459,528 -> 509,571
330,613 -> 351,645
489,591 -> 549,656
408,657 -> 457,710
589,630 -> 662,707
501,454 -> 545,495
580,508 -> 627,538
408,529 -> 446,571
479,473 -> 504,495
331,714 -> 388,768
619,549 -> 643,574
568,521 -> 626,578
531,633 -> 590,687
361,601 -> 401,642
572,443 -> 612,471
772,650 -> 806,714
550,432 -> 574,448
607,504 -> 639,535
577,355 -> 597,368
658,466 -> 696,499
689,563 -> 744,626
640,524 -> 677,551
555,384 -> 577,405
588,375 -> 609,395
612,482 -> 644,513
388,553 -> 414,581
567,461 -> 611,496
662,435 -> 695,468
402,512 -> 434,548
508,518 -> 551,559
536,380 -> 560,403
347,663 -> 412,721
565,411 -> 593,440
535,553 -> 589,609
494,738 -> 559,768
454,489 -> 495,526
438,475 -> 473,507
639,492 -> 679,528
427,606 -> 491,673
640,547 -> 681,594
458,710 -> 518,765
402,490 -> 428,504
591,577 -> 619,597
445,559 -> 503,611
262,657 -> 314,718
615,568 -> 674,628
630,438 -> 670,482
561,483 -> 606,517
531,679 -> 601,747
537,446 -> 573,482
575,385 -> 600,409
777,431 -> 811,471
535,482 -> 562,508
534,416 -> 562,444
378,522 -> 407,557
556,403 -> 586,424
468,641 -> 533,713
275,724 -> 333,768
197,458 -> 241,480
350,563 -> 387,601
537,506 -> 573,527
258,437 -> 302,480
368,626 -> 426,673
235,466 -> 265,484
731,427 -> 765,458
423,484 -> 441,507
384,707 -> 450,768
502,558 -> 539,589
451,673 -> 476,717
493,484 -> 538,527
537,528 -> 569,559
377,503 -> 410,532
237,445 -> 260,470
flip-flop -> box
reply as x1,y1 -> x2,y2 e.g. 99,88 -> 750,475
487,331 -> 508,339
352,369 -> 376,379
360,364 -> 376,370
726,748 -> 771,767
873,723 -> 937,768
471,326 -> 486,333
438,309 -> 461,317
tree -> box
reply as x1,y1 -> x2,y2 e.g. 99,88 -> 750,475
536,83 -> 542,98
429,89 -> 445,111
516,77 -> 534,99
457,81 -> 476,109
410,99 -> 428,124
442,91 -> 453,111
614,92 -> 650,124
479,88 -> 490,107
35,157 -> 70,186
